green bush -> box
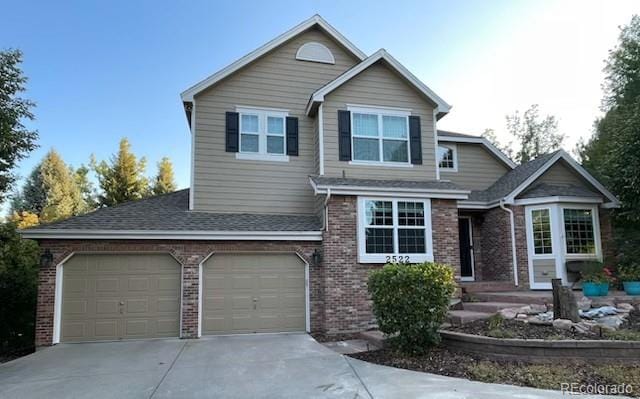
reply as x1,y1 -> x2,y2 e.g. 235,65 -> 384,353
368,262 -> 456,354
0,222 -> 40,353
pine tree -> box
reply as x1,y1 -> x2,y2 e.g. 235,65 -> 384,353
92,138 -> 149,206
152,157 -> 176,195
73,164 -> 97,211
38,149 -> 84,222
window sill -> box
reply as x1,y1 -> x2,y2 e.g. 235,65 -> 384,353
235,153 -> 290,162
358,253 -> 433,264
439,168 -> 458,173
349,161 -> 413,168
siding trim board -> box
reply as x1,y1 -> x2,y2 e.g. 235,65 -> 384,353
22,230 -> 323,241
181,15 -> 366,102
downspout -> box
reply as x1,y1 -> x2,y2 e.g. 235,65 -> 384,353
500,199 -> 519,287
318,103 -> 325,176
322,188 -> 331,232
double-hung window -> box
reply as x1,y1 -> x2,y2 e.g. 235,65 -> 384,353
357,197 -> 433,263
238,107 -> 287,159
350,107 -> 410,164
563,208 -> 596,255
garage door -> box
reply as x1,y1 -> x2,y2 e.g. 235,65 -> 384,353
202,253 -> 306,335
61,253 -> 181,342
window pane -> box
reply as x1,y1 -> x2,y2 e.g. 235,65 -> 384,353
353,113 -> 378,137
353,137 -> 380,161
267,136 -> 284,154
382,116 -> 407,138
564,209 -> 595,254
398,202 -> 424,226
398,229 -> 426,253
267,116 -> 284,135
240,134 -> 259,152
365,228 -> 394,253
531,209 -> 553,254
365,200 -> 393,226
383,140 -> 408,162
241,114 -> 259,133
438,146 -> 454,168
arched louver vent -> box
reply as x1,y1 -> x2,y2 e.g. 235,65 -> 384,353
295,42 -> 335,64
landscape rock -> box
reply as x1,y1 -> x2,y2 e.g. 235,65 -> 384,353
516,313 -> 529,320
598,315 -> 625,330
528,317 -> 552,326
499,308 -> 518,320
518,304 -> 547,314
536,311 -> 554,322
581,306 -> 618,319
576,296 -> 592,311
574,320 -> 599,334
617,303 -> 634,313
552,319 -> 574,330
591,299 -> 615,308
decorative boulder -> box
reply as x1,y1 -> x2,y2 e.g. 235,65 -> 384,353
499,308 -> 518,320
617,303 -> 634,313
552,318 -> 574,330
576,296 -> 592,312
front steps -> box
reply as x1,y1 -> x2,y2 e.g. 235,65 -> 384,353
461,301 -> 527,313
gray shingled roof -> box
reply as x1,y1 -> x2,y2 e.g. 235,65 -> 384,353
437,130 -> 479,138
26,189 -> 322,231
519,183 -> 601,199
468,151 -> 559,202
311,176 -> 466,191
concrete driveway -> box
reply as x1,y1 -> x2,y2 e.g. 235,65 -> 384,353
0,334 -> 612,399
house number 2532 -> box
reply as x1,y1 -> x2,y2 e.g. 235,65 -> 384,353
386,255 -> 411,263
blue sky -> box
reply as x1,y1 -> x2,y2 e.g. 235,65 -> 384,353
3,0 -> 638,213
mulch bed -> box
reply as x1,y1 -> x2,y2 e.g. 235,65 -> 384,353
0,347 -> 34,364
350,347 -> 640,395
310,332 -> 360,343
445,310 -> 640,340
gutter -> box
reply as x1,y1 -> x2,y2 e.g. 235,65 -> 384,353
499,199 -> 519,287
322,188 -> 331,232
19,229 -> 324,241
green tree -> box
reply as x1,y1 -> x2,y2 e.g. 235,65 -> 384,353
73,164 -> 97,211
0,49 -> 39,202
506,104 -> 564,164
0,222 -> 40,352
92,138 -> 149,206
152,157 -> 176,195
482,128 -> 514,160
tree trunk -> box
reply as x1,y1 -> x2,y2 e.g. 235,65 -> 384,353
552,278 -> 580,322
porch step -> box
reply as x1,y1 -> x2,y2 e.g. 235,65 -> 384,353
447,310 -> 493,326
459,281 -> 517,293
462,301 -> 526,313
470,291 -> 551,306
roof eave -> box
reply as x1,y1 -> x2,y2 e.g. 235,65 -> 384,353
20,229 -> 324,241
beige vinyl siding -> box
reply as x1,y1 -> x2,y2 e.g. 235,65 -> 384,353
440,143 -> 510,191
322,62 -> 438,180
193,28 -> 359,214
524,160 -> 602,198
532,258 -> 556,284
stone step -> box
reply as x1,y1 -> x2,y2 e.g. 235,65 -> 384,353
447,310 -> 493,326
459,281 -> 517,293
470,292 -> 551,305
359,330 -> 386,348
462,301 -> 526,313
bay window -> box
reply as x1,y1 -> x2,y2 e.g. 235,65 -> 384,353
358,197 -> 433,263
563,208 -> 596,255
350,107 -> 410,164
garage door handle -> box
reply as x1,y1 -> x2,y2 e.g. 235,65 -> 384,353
253,297 -> 258,310
119,301 -> 125,314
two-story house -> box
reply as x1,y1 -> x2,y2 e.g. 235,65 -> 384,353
24,15 -> 619,346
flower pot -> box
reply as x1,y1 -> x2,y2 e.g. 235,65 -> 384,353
583,282 -> 601,297
623,281 -> 640,296
599,282 -> 609,296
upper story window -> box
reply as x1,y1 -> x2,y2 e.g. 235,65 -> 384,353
357,197 -> 433,263
238,107 -> 287,157
437,144 -> 457,171
349,106 -> 410,165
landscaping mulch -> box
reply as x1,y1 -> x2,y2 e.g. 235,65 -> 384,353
445,309 -> 640,340
350,347 -> 640,395
0,346 -> 34,364
310,332 -> 360,343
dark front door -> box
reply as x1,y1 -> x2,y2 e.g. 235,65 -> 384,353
459,218 -> 474,280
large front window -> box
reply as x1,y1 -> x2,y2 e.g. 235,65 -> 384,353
563,208 -> 596,254
358,198 -> 433,263
238,107 -> 287,156
531,209 -> 553,255
351,108 -> 410,164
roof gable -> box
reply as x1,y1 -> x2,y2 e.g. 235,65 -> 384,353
437,130 -> 516,169
181,15 -> 366,101
306,49 -> 451,118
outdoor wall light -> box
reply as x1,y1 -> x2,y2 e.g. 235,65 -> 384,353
312,249 -> 322,265
40,249 -> 54,267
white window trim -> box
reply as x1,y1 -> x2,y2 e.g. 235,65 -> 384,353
357,197 -> 433,264
236,106 -> 288,161
525,203 -> 602,290
348,105 -> 411,165
560,204 -> 601,259
437,143 -> 458,172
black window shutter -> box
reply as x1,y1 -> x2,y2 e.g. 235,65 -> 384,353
286,117 -> 299,156
409,115 -> 422,165
338,110 -> 351,161
225,112 -> 239,152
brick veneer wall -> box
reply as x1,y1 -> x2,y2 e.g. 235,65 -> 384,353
320,196 -> 460,334
599,208 -> 615,262
35,239 -> 321,347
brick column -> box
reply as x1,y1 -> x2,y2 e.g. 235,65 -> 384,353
599,208 -> 616,263
431,199 -> 461,276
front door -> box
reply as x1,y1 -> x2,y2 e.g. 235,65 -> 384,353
459,217 -> 475,281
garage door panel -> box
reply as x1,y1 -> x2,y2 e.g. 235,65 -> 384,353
203,253 -> 306,335
61,254 -> 180,342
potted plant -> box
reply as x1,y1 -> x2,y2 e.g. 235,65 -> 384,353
580,261 -> 608,297
618,263 -> 640,296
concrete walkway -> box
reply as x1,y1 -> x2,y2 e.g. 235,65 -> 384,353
0,334 -> 614,398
